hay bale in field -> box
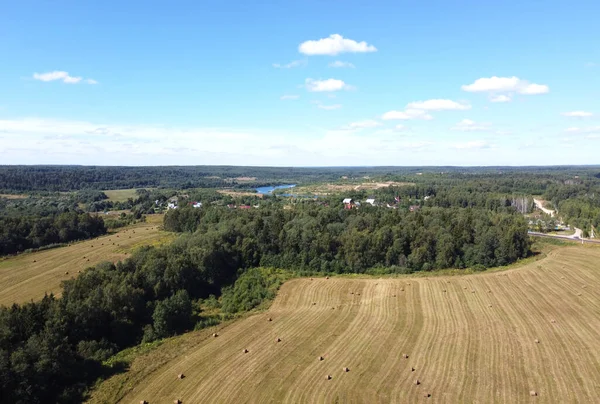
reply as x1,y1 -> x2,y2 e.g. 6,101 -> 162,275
442,290 -> 446,293
343,367 -> 350,372
350,291 -> 354,294
101,243 -> 104,246
87,259 -> 90,262
129,236 -> 132,239
326,375 -> 332,380
411,367 -> 415,372
326,276 -> 329,280
424,393 -> 431,398
400,288 -> 404,292
77,270 -> 81,273
312,302 -> 316,305
213,333 -> 218,337
488,304 -> 492,308
530,390 -> 537,396
393,294 -> 396,297
414,379 -> 420,385
178,373 -> 185,379
318,356 -> 324,361
550,319 -> 556,323
140,401 -> 148,404
243,348 -> 248,353
403,354 -> 409,359
33,260 -> 36,263
534,339 -> 539,343
83,256 -> 86,259
65,271 -> 69,275
113,243 -> 115,245
268,317 -> 272,322
174,400 -> 182,404
463,286 -> 467,289
91,245 -> 93,248
276,337 -> 281,342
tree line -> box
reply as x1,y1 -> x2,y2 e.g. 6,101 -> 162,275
0,212 -> 106,256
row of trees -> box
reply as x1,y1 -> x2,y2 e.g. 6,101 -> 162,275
0,212 -> 106,255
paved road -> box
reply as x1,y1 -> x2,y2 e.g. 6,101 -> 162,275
528,231 -> 600,245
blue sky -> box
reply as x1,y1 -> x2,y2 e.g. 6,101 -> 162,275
1,0 -> 599,166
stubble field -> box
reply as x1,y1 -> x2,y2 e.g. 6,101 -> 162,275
92,245 -> 600,404
0,214 -> 170,306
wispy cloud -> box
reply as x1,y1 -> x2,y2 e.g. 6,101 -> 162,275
318,104 -> 342,110
280,95 -> 300,100
453,140 -> 493,150
328,61 -> 355,68
490,94 -> 511,103
561,111 -> 593,117
382,109 -> 433,121
32,70 -> 97,84
462,76 -> 549,95
299,34 -> 377,56
406,99 -> 471,111
451,119 -> 490,132
273,60 -> 306,69
305,78 -> 352,92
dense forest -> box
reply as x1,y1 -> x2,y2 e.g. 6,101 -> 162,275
0,212 -> 107,256
2,165 -> 599,192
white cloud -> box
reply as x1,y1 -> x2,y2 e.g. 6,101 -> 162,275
273,60 -> 306,69
490,94 -> 511,103
345,120 -> 382,129
461,76 -> 549,95
565,126 -> 600,134
451,119 -> 490,132
32,70 -> 96,84
561,111 -> 593,117
381,109 -> 433,121
305,78 -> 352,92
318,104 -> 342,110
406,99 -> 471,111
299,34 -> 377,56
328,60 -> 355,68
280,95 -> 300,100
453,140 -> 492,150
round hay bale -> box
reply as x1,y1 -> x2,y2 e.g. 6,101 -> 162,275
343,367 -> 350,372
213,333 -> 218,338
268,317 -> 272,322
463,286 -> 467,289
310,278 -> 313,281
243,348 -> 248,353
550,319 -> 556,323
276,337 -> 281,342
140,401 -> 148,404
350,291 -> 354,295
33,260 -> 36,263
442,290 -> 446,293
392,294 -> 396,297
403,354 -> 409,359
101,243 -> 104,246
400,288 -> 404,292
326,276 -> 329,280
312,302 -> 316,305
488,304 -> 493,308
318,356 -> 324,361
174,400 -> 182,404
91,245 -> 93,248
534,339 -> 539,343
414,379 -> 420,385
83,256 -> 86,259
326,375 -> 332,380
87,259 -> 90,262
178,373 -> 185,379
530,390 -> 537,396
424,393 -> 431,398
77,270 -> 81,273
65,271 -> 69,275
411,367 -> 415,372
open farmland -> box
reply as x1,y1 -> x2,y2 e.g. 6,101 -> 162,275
0,215 -> 171,306
96,245 -> 600,404
103,188 -> 151,202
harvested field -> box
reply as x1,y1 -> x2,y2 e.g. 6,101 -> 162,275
103,189 -> 151,202
0,215 -> 171,306
0,193 -> 28,199
289,182 -> 414,196
92,246 -> 600,403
